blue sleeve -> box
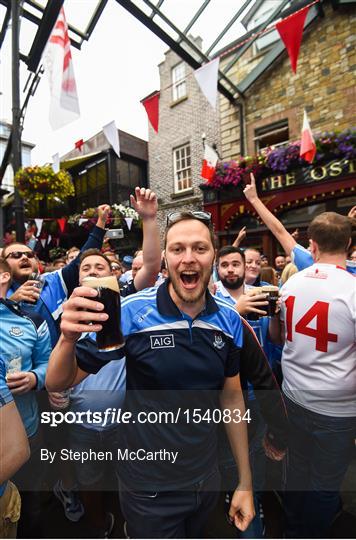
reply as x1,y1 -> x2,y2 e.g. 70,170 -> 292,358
0,359 -> 13,407
225,310 -> 242,377
291,243 -> 313,271
30,320 -> 52,389
61,225 -> 106,295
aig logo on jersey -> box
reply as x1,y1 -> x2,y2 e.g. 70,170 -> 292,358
150,334 -> 175,349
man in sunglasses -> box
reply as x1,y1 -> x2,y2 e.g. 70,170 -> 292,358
1,204 -> 111,347
47,210 -> 258,538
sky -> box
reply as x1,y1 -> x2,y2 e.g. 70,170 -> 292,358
0,0 -> 246,165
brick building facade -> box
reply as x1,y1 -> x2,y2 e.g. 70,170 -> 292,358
145,37 -> 220,238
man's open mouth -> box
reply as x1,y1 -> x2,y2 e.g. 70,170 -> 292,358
19,262 -> 31,269
180,271 -> 199,289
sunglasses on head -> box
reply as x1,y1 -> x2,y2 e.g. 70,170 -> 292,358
5,250 -> 36,260
166,211 -> 212,227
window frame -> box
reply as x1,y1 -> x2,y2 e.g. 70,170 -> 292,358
171,61 -> 187,102
254,120 -> 289,152
173,143 -> 192,194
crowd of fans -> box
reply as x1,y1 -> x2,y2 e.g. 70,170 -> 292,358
0,181 -> 355,539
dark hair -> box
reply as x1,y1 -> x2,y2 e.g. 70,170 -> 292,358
164,212 -> 215,249
79,248 -> 112,268
308,212 -> 352,254
216,246 -> 245,266
0,257 -> 13,277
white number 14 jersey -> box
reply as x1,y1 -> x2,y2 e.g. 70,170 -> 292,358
280,263 -> 356,417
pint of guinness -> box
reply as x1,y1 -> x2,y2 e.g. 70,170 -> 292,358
82,276 -> 124,351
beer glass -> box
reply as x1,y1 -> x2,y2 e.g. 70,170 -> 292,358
82,276 -> 124,351
261,285 -> 279,317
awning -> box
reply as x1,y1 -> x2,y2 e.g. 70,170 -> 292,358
60,151 -> 104,170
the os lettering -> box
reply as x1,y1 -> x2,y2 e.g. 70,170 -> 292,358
285,296 -> 338,353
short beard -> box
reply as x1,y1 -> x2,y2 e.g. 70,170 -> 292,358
220,275 -> 245,290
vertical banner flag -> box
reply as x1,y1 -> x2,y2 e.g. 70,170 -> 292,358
300,109 -> 316,163
124,217 -> 133,231
201,143 -> 218,183
193,58 -> 219,110
141,91 -> 160,133
276,6 -> 309,73
52,152 -> 60,173
103,121 -> 121,158
44,7 -> 80,129
34,219 -> 43,237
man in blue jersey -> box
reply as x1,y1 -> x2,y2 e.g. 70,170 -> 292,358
2,204 -> 110,347
0,257 -> 52,537
47,210 -> 256,537
243,174 -> 356,275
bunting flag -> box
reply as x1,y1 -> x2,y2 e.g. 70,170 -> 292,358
193,58 -> 219,110
43,7 -> 80,130
300,109 -> 316,163
141,91 -> 160,133
124,217 -> 133,231
75,139 -> 84,151
34,219 -> 43,237
79,218 -> 88,226
40,239 -> 47,249
57,218 -> 66,233
201,143 -> 218,182
52,153 -> 60,173
276,6 -> 309,73
48,234 -> 52,245
103,120 -> 120,158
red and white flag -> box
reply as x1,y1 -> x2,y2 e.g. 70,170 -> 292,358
44,7 -> 80,130
201,143 -> 218,182
300,109 -> 316,163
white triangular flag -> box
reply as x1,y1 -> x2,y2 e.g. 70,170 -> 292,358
79,218 -> 88,226
40,238 -> 46,248
48,234 -> 52,244
52,153 -> 60,173
125,217 -> 133,231
193,58 -> 219,110
35,219 -> 43,237
24,222 -> 28,230
103,120 -> 120,158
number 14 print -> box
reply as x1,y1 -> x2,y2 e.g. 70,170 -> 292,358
285,296 -> 338,352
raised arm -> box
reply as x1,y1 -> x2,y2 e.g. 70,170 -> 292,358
61,204 -> 110,294
232,227 -> 247,248
243,173 -> 296,256
130,187 -> 161,291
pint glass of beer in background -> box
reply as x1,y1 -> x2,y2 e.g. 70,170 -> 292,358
261,285 -> 279,317
82,276 -> 124,351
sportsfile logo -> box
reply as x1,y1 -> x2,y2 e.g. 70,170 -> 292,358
150,334 -> 175,349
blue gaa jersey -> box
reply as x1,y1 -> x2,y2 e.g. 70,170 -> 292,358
76,280 -> 243,491
292,243 -> 356,275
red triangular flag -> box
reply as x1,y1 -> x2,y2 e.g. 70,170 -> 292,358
141,91 -> 160,133
57,218 -> 66,233
75,139 -> 84,151
276,6 -> 309,73
201,143 -> 218,183
300,109 -> 316,163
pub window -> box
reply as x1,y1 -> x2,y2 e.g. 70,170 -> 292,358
254,120 -> 289,152
249,1 -> 290,53
173,143 -> 192,193
172,62 -> 187,102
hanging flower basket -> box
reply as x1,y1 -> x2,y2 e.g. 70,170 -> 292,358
14,166 -> 75,202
